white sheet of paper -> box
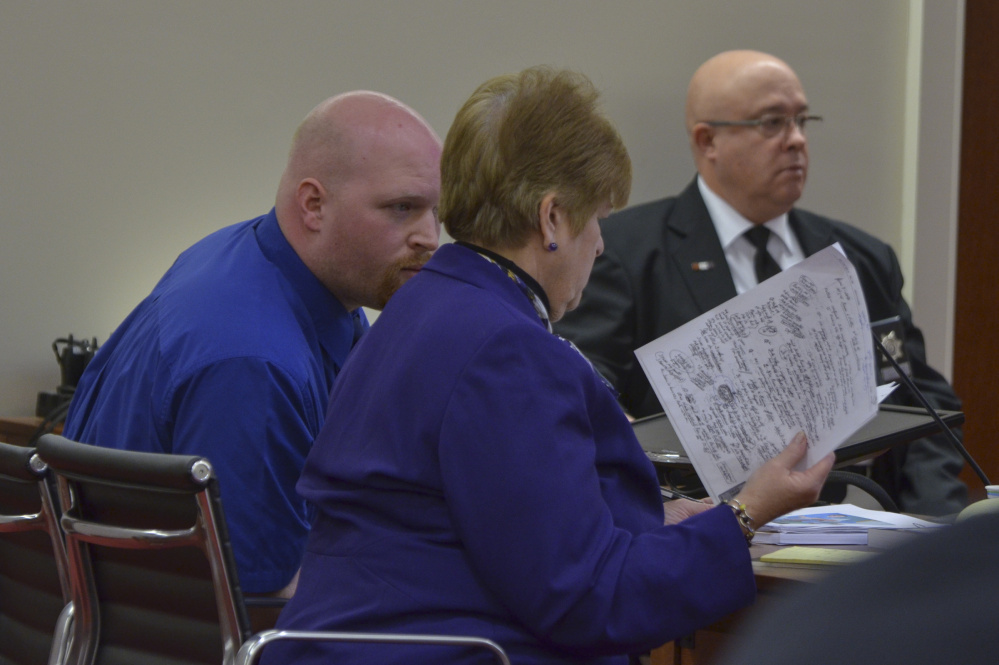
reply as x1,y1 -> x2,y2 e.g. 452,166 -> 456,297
759,504 -> 945,532
635,245 -> 878,502
877,382 -> 898,402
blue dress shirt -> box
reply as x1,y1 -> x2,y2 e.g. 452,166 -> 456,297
63,209 -> 365,592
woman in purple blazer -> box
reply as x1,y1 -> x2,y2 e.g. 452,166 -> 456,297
263,66 -> 833,665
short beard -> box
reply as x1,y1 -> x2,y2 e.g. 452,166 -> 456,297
372,251 -> 433,309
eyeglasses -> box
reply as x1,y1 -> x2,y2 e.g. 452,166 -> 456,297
702,114 -> 823,138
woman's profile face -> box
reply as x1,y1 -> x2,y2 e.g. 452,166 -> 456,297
545,202 -> 610,322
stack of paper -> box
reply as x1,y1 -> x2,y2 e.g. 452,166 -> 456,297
754,504 -> 946,545
635,246 -> 879,503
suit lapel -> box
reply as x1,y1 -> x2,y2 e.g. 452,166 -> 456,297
667,182 -> 738,313
789,209 -> 837,257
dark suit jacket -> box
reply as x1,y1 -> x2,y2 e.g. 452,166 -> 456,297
555,179 -> 967,515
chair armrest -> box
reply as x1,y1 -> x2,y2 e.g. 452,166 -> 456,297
234,628 -> 511,665
242,597 -> 289,609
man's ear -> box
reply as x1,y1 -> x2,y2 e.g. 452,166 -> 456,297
296,178 -> 326,232
538,191 -> 564,247
691,123 -> 718,159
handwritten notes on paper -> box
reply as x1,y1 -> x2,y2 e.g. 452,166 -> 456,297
635,246 -> 878,502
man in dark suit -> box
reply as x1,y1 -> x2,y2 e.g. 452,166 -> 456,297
555,50 -> 967,516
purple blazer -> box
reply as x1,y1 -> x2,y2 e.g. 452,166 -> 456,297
265,243 -> 754,665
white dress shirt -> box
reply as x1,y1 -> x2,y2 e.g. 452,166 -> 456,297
697,176 -> 807,295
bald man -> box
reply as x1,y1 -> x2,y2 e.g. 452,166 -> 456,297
63,92 -> 442,597
555,51 -> 967,516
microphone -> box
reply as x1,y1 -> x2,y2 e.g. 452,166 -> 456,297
871,328 -> 991,487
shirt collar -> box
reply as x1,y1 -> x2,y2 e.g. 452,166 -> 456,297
256,208 -> 360,370
697,176 -> 794,253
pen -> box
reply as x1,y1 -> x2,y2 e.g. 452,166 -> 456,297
660,487 -> 705,502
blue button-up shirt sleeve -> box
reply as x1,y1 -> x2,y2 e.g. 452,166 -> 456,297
166,356 -> 322,593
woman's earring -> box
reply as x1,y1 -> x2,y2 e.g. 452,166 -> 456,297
547,242 -> 558,252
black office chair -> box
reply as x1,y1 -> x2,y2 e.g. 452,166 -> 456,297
0,440 -> 73,665
822,469 -> 899,512
36,434 -> 511,665
37,433 -> 251,665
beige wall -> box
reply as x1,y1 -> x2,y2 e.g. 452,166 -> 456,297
0,1 -> 963,415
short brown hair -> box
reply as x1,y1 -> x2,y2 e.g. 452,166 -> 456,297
441,66 -> 631,248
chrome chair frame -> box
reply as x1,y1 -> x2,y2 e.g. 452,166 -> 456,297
0,441 -> 74,665
37,434 -> 512,665
37,433 -> 250,665
234,629 -> 512,665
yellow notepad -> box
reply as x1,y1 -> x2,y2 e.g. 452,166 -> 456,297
759,546 -> 876,566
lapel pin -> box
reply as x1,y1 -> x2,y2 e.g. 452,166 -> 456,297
691,261 -> 715,272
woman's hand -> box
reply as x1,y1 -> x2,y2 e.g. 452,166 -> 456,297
662,497 -> 714,525
733,431 -> 834,529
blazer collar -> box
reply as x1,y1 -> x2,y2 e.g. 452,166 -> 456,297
666,179 -> 739,312
788,209 -> 837,256
422,243 -> 549,329
671,180 -> 841,311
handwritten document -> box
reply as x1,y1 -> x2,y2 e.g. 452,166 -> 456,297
635,246 -> 877,502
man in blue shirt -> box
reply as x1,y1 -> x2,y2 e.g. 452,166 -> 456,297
63,91 -> 442,598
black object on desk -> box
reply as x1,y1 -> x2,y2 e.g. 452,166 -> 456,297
36,335 -> 99,420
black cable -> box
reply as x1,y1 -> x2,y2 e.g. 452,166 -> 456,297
872,330 -> 990,486
28,396 -> 73,447
825,470 -> 900,512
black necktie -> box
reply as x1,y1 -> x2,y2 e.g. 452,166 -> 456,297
745,225 -> 782,284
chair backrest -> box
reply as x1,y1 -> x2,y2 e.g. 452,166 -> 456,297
825,469 -> 899,512
0,440 -> 72,665
36,434 -> 252,665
